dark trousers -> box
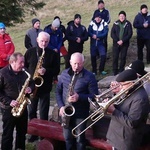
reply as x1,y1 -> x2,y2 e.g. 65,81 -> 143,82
103,34 -> 108,53
1,108 -> 28,150
28,92 -> 50,120
63,118 -> 86,150
137,38 -> 150,63
90,44 -> 106,74
113,44 -> 128,75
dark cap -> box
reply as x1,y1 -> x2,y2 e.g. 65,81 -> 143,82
32,18 -> 40,26
74,14 -> 81,20
116,69 -> 137,82
98,0 -> 104,4
94,12 -> 102,18
141,4 -> 148,10
128,60 -> 147,76
54,16 -> 60,20
119,11 -> 126,17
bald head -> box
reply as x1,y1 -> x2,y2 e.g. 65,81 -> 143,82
70,52 -> 84,73
37,31 -> 50,48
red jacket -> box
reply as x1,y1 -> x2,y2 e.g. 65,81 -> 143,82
0,33 -> 15,67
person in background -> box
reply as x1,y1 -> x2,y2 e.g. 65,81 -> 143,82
53,16 -> 66,46
0,22 -> 15,69
56,52 -> 98,150
88,12 -> 108,75
24,18 -> 42,49
133,4 -> 150,64
111,11 -> 132,75
106,69 -> 149,150
0,52 -> 34,150
44,18 -> 62,82
53,16 -> 68,67
92,0 -> 111,55
24,31 -> 60,142
65,14 -> 88,68
44,18 -> 63,53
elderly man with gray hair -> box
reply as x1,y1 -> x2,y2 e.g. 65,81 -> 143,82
24,31 -> 60,142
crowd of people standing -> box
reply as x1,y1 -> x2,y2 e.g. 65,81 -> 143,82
0,0 -> 150,150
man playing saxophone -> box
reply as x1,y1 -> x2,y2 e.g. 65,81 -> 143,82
106,69 -> 149,150
0,52 -> 35,150
56,52 -> 98,150
24,31 -> 60,142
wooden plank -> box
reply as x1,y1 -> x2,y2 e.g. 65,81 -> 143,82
28,118 -> 112,150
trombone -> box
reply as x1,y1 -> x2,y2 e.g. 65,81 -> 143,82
72,72 -> 150,137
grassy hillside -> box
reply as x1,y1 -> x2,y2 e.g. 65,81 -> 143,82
7,0 -> 150,74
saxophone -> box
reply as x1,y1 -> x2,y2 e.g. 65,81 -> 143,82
33,48 -> 45,87
11,69 -> 31,117
61,72 -> 77,128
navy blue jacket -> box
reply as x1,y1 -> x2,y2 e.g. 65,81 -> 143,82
88,20 -> 108,47
111,20 -> 133,45
92,8 -> 111,24
56,68 -> 98,118
66,21 -> 88,52
44,24 -> 63,52
133,12 -> 150,39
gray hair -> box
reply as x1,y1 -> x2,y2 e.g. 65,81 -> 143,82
9,52 -> 23,63
38,31 -> 50,40
70,52 -> 84,62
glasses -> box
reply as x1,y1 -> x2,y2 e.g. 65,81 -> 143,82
0,28 -> 5,30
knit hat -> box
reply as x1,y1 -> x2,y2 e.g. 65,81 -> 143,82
94,12 -> 102,18
98,0 -> 104,4
140,4 -> 148,10
0,22 -> 5,29
32,18 -> 40,26
116,69 -> 137,82
119,11 -> 126,17
128,60 -> 147,76
74,14 -> 81,20
52,18 -> 60,28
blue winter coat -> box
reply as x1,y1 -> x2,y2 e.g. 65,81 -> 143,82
56,68 -> 98,118
88,20 -> 108,47
44,24 -> 63,52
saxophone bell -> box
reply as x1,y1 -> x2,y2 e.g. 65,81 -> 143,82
61,104 -> 75,128
34,76 -> 44,87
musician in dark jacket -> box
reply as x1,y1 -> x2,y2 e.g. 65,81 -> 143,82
111,11 -> 132,75
56,52 -> 98,150
106,69 -> 149,150
0,52 -> 34,150
24,31 -> 60,142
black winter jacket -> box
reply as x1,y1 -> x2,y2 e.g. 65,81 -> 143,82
111,20 -> 133,45
24,46 -> 60,94
66,21 -> 88,52
0,65 -> 35,107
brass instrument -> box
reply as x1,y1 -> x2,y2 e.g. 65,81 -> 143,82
61,72 -> 77,128
72,72 -> 150,137
33,48 -> 45,87
11,69 -> 31,117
